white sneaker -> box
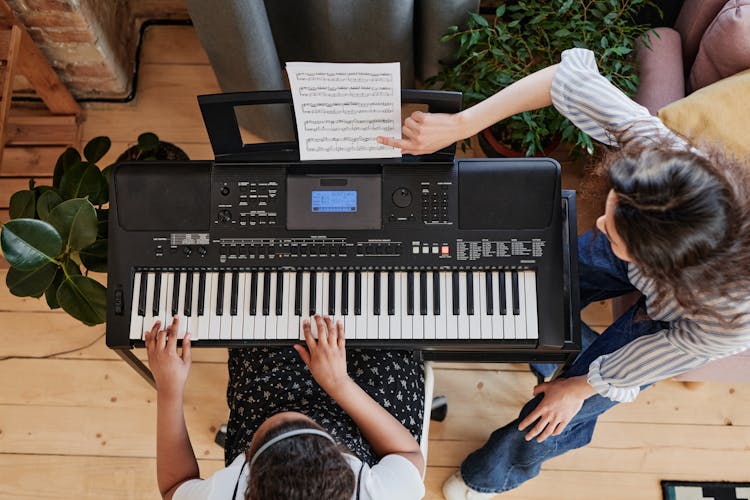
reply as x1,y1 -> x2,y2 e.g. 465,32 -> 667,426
442,472 -> 497,499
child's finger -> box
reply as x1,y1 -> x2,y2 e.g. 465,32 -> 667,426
157,328 -> 169,350
302,320 -> 316,351
181,332 -> 192,363
323,316 -> 336,346
314,315 -> 327,344
293,344 -> 311,366
166,316 -> 179,351
336,320 -> 345,349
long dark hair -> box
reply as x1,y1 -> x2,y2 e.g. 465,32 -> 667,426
596,141 -> 750,322
245,419 -> 355,500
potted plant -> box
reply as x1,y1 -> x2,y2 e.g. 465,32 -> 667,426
0,133 -> 188,326
429,1 -> 657,157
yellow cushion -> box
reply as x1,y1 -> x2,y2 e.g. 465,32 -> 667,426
658,68 -> 750,160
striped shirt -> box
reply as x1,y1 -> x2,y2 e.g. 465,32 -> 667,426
550,48 -> 750,403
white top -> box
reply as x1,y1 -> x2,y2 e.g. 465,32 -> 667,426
551,48 -> 750,402
173,452 -> 425,500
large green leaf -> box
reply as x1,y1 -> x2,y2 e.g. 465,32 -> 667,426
96,208 -> 109,239
53,147 -> 82,189
45,267 -> 65,308
137,132 -> 159,153
59,162 -> 105,202
6,262 -> 58,298
9,190 -> 36,219
57,275 -> 107,326
0,219 -> 62,270
80,239 -> 107,272
83,136 -> 111,164
47,198 -> 98,251
36,190 -> 63,221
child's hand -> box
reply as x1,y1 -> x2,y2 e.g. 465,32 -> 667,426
144,316 -> 192,398
294,315 -> 351,395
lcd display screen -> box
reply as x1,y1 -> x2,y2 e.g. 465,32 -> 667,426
311,190 -> 357,213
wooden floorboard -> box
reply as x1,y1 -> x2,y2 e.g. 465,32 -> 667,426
1,25 -> 748,500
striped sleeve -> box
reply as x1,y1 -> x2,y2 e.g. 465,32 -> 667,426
550,48 -> 679,148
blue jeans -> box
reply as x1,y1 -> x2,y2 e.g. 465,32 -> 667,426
460,229 -> 669,493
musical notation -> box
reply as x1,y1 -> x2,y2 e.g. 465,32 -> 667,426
286,62 -> 402,161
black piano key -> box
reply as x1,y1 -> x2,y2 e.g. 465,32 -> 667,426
263,271 -> 271,316
171,271 -> 181,316
433,272 -> 441,315
152,272 -> 162,316
309,272 -> 317,316
466,271 -> 474,315
387,271 -> 395,316
354,271 -> 362,315
294,272 -> 302,316
373,271 -> 381,315
184,272 -> 193,316
230,271 -> 239,316
485,272 -> 493,315
341,272 -> 349,315
452,271 -> 460,315
419,271 -> 427,315
406,271 -> 414,315
197,271 -> 206,316
511,270 -> 520,315
499,271 -> 507,315
249,271 -> 258,315
216,271 -> 225,315
276,271 -> 284,316
137,273 -> 147,316
328,272 -> 336,316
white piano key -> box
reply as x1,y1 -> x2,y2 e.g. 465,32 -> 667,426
333,271 -> 342,322
365,272 -> 378,339
242,272 -> 255,340
491,271 -> 504,340
344,271 -> 356,338
412,271 -> 424,340
378,272 -> 389,340
423,272 -> 436,340
513,271 -> 527,340
320,272 -> 329,319
219,272 -> 232,340
314,272 -> 324,318
231,272 -> 245,340
389,272 -> 402,339
277,272 -> 291,339
401,272 -> 412,340
469,271 -> 481,340
254,271 -> 267,340
128,272 -> 143,340
478,271 -> 492,340
436,271 -> 449,340
176,271 -> 188,337
142,272 -> 156,335
207,272 -> 221,340
266,272 -> 278,339
162,272 -> 174,328
444,271 -> 457,339
524,270 -> 539,340
299,271 -> 310,339
503,271 -> 515,339
457,271 -> 470,339
186,272 -> 200,341
198,272 -> 213,340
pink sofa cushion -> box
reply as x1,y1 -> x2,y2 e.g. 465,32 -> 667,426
634,28 -> 685,115
674,0 -> 728,68
689,0 -> 750,91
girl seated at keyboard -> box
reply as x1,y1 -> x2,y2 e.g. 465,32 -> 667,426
144,315 -> 425,500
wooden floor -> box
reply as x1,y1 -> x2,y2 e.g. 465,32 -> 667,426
1,26 -> 748,499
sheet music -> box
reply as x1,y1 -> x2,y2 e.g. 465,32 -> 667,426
286,62 -> 402,161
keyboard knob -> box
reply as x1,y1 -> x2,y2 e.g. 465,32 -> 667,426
197,246 -> 207,256
183,246 -> 192,256
392,187 -> 413,208
219,209 -> 232,222
220,186 -> 230,196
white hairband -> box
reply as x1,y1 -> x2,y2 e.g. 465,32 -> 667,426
249,429 -> 336,470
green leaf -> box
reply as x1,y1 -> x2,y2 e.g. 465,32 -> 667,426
9,190 -> 36,219
36,190 -> 63,221
47,198 -> 98,251
80,239 -> 107,272
45,267 -> 65,308
468,12 -> 489,28
96,208 -> 109,239
137,132 -> 159,152
1,219 -> 62,270
53,147 -> 82,190
83,136 -> 111,164
59,161 -> 105,202
495,5 -> 506,17
56,275 -> 107,326
6,262 -> 58,298
101,162 -> 115,182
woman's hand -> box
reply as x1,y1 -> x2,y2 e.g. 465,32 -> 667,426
144,316 -> 192,398
518,375 -> 595,442
294,315 -> 351,395
377,110 -> 467,155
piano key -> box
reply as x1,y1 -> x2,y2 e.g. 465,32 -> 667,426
152,272 -> 162,317
513,270 -> 527,339
315,271 -> 324,318
137,271 -> 147,316
344,271 -> 356,337
412,270 -> 423,339
129,272 -> 143,340
184,272 -> 193,317
423,271 -> 436,339
299,271 -> 311,332
355,271 -> 369,339
433,272 -> 441,315
231,272 -> 245,340
186,272 -> 200,340
365,272 -> 378,339
176,271 -> 188,337
511,270 -> 520,315
389,272 -> 402,339
171,271 -> 181,317
309,271 -> 317,317
406,271 -> 414,315
328,272 -> 336,316
253,271 -> 267,339
197,271 -> 206,316
354,271 -> 362,316
498,271 -> 507,315
452,271 -> 460,316
142,272 -> 156,335
220,271 -> 233,339
294,271 -> 302,316
197,272 -> 212,340
503,271 -> 515,339
230,271 -> 239,316
249,271 -> 259,315
373,271 -> 381,316
401,271 -> 413,339
491,271 -> 504,340
457,271 -> 469,339
163,272 -> 174,327
242,272 -> 255,340
378,271 -> 389,339
469,271 -> 481,339
341,271 -> 348,316
524,270 -> 539,340
479,271 -> 493,340
216,271 -> 225,316
266,272 -> 278,339
276,271 -> 284,317
419,271 -> 428,316
277,272 -> 291,339
262,271 -> 271,316
485,271 -> 494,316
436,271 -> 449,339
320,272 -> 329,319
207,272 -> 220,340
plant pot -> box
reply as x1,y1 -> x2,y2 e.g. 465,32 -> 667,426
116,141 -> 190,162
478,126 -> 561,158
